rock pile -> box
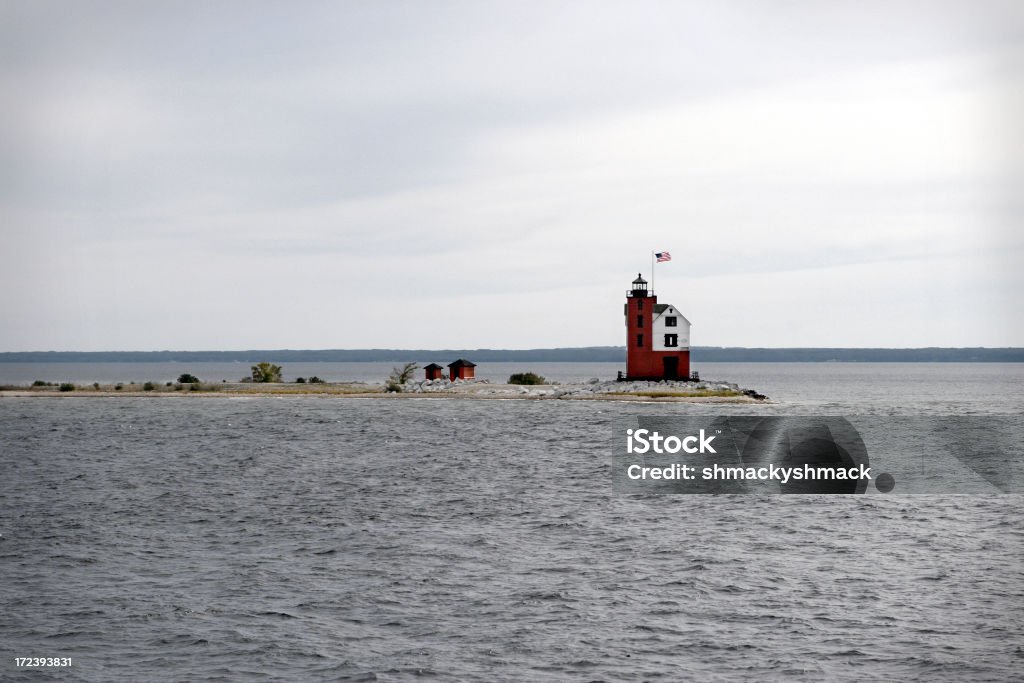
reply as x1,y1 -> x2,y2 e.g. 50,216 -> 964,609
400,377 -> 492,393
394,376 -> 767,400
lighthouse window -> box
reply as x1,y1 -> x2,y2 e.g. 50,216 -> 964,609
638,299 -> 643,310
665,316 -> 677,327
664,334 -> 678,347
637,334 -> 644,347
637,315 -> 643,328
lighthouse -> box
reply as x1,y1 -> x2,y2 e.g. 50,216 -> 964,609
624,273 -> 691,380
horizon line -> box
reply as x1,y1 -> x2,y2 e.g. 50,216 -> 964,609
3,345 -> 1024,354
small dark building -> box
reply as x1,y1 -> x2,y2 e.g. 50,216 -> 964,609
448,359 -> 476,381
424,363 -> 444,381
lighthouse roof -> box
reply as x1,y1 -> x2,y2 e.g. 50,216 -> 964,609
652,304 -> 691,326
632,273 -> 647,285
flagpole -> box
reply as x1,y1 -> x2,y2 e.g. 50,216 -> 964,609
651,251 -> 655,295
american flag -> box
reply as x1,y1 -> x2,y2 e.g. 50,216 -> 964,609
655,251 -> 672,262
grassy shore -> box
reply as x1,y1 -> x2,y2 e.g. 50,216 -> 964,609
0,382 -> 378,396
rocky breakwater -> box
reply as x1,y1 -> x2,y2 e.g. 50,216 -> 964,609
396,377 -> 768,402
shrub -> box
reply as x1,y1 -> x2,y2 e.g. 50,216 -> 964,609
508,372 -> 546,385
32,380 -> 54,387
295,377 -> 306,383
59,383 -> 75,392
174,383 -> 184,391
250,362 -> 283,383
165,381 -> 172,387
385,362 -> 419,392
93,382 -> 100,390
177,373 -> 199,384
143,381 -> 156,391
308,376 -> 324,384
190,382 -> 200,391
115,383 -> 124,391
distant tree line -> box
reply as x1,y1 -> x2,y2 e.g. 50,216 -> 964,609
1,347 -> 1023,363
689,347 -> 1024,362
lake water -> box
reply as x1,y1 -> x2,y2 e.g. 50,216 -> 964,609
1,364 -> 1022,680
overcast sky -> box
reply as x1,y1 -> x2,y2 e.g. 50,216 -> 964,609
2,1 -> 1022,351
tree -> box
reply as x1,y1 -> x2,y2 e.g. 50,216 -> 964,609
385,362 -> 420,392
508,372 -> 546,385
177,373 -> 199,384
250,362 -> 283,383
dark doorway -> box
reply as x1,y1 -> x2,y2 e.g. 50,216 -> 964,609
663,356 -> 679,380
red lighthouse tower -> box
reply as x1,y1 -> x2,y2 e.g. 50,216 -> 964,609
625,273 -> 691,380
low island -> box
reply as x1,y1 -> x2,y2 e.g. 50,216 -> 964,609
0,374 -> 769,403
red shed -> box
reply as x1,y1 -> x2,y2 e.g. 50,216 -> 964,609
448,359 -> 476,381
424,363 -> 444,380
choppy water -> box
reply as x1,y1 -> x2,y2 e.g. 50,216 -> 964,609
2,368 -> 1023,680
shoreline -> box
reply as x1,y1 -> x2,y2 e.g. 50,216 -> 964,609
0,379 -> 770,403
0,391 -> 766,403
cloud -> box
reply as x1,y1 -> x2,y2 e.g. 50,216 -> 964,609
1,1 -> 1022,349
